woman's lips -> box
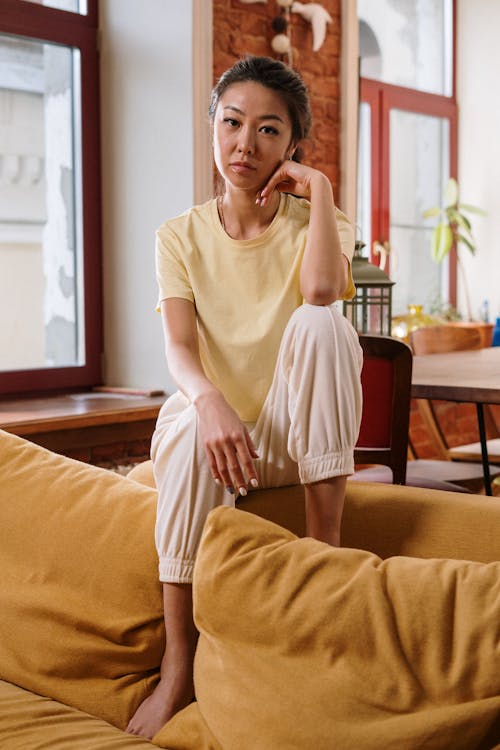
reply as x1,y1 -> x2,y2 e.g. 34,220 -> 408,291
230,162 -> 256,174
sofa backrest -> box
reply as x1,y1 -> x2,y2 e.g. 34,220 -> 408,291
129,460 -> 500,564
0,430 -> 163,730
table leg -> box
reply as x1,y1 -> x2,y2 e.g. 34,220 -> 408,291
476,403 -> 492,496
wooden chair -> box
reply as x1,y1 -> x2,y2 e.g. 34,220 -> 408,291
354,335 -> 412,485
352,335 -> 471,492
408,325 -> 500,491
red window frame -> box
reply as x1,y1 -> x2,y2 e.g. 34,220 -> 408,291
0,0 -> 102,396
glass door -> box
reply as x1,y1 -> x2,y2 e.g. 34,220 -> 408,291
358,79 -> 457,317
389,108 -> 450,315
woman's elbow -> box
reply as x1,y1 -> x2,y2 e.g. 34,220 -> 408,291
301,281 -> 343,306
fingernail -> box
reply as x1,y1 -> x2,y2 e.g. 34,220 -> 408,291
239,487 -> 247,497
226,486 -> 235,494
250,478 -> 259,488
214,478 -> 222,485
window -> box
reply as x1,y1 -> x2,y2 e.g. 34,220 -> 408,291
359,0 -> 453,96
0,0 -> 101,395
357,0 -> 457,317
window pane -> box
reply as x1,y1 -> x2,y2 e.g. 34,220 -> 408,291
22,0 -> 88,14
358,0 -> 453,96
0,34 -> 84,372
389,109 -> 450,315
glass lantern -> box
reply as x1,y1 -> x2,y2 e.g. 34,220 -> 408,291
343,242 -> 395,336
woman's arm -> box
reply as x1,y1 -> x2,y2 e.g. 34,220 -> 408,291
161,298 -> 258,493
259,164 -> 348,305
161,297 -> 217,405
299,172 -> 348,304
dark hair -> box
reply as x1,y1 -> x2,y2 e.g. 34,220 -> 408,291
208,56 -> 312,159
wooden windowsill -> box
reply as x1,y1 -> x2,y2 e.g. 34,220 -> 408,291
0,392 -> 167,437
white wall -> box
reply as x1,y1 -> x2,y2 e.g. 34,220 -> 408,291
457,0 -> 500,322
100,0 -> 194,392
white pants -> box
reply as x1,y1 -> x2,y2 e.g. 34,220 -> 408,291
152,303 -> 363,583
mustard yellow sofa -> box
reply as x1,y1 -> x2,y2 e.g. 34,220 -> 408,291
1,430 -> 499,749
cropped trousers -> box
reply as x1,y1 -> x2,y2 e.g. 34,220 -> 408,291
151,303 -> 363,583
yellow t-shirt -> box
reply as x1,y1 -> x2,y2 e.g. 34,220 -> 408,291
156,193 -> 355,422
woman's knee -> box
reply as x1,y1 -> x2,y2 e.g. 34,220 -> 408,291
289,302 -> 349,341
152,404 -> 208,474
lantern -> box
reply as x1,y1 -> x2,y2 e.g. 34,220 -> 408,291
343,241 -> 394,336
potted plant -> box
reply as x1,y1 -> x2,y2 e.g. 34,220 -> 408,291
422,177 -> 486,322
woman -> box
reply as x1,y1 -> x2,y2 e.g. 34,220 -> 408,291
127,55 -> 363,739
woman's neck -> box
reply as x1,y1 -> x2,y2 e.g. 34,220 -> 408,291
219,188 -> 281,241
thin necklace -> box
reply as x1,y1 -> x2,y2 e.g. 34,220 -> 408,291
218,194 -> 280,237
218,196 -> 226,233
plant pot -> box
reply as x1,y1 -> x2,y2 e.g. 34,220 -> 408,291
448,321 -> 494,348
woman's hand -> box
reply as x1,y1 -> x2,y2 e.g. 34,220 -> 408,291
258,161 -> 327,206
194,390 -> 259,496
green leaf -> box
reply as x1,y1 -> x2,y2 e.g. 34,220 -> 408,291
457,233 -> 476,255
459,203 -> 487,216
422,207 -> 442,219
449,209 -> 472,233
444,178 -> 458,207
431,223 -> 453,263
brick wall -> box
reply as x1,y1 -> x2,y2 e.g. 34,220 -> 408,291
212,0 -> 342,191
410,401 -> 500,459
64,439 -> 152,470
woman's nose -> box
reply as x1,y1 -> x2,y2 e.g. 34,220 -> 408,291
238,128 -> 255,154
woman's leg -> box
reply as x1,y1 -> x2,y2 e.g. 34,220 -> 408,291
126,583 -> 198,738
252,303 -> 363,544
127,392 -> 230,739
304,477 -> 346,546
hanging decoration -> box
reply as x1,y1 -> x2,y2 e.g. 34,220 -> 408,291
290,2 -> 332,52
238,1 -> 332,62
271,0 -> 294,65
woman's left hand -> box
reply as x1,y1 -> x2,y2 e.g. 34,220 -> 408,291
258,161 -> 327,206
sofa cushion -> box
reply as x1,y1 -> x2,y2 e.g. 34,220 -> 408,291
157,506 -> 500,750
0,431 -> 163,730
0,680 -> 155,749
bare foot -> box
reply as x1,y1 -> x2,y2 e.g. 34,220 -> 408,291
126,657 -> 194,740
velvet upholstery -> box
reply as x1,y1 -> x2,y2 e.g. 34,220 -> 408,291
0,431 -> 163,732
1,434 -> 499,748
155,507 -> 500,750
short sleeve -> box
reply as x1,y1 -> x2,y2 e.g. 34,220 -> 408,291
335,208 -> 356,301
155,225 -> 194,311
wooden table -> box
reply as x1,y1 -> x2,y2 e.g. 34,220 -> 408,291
412,347 -> 500,495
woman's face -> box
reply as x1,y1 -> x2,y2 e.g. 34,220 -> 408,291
213,81 -> 294,194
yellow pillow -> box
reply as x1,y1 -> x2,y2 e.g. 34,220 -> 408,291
0,431 -> 163,730
157,506 -> 500,750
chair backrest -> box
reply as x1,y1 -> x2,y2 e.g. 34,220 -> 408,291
410,325 -> 482,355
355,335 -> 413,485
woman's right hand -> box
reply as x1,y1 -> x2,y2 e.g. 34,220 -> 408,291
194,390 -> 259,495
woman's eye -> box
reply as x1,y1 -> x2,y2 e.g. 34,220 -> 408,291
223,118 -> 239,127
260,125 -> 279,135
